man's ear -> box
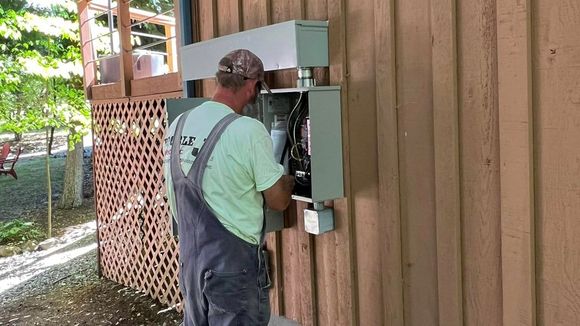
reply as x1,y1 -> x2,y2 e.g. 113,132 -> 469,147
251,79 -> 259,90
247,79 -> 258,95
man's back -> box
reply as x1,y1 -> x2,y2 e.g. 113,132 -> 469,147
163,101 -> 283,244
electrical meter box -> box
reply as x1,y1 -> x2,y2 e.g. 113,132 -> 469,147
251,86 -> 344,203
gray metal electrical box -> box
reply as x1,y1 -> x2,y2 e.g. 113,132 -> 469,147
255,86 -> 344,203
166,98 -> 209,125
180,20 -> 329,81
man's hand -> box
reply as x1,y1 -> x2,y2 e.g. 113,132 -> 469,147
263,175 -> 295,211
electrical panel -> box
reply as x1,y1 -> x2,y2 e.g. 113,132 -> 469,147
249,86 -> 344,204
165,86 -> 343,234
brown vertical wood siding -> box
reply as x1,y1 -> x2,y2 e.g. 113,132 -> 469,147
87,0 -> 580,324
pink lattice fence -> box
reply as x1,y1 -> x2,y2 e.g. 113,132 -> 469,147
92,97 -> 182,311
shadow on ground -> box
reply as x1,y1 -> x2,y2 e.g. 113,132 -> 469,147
0,227 -> 182,326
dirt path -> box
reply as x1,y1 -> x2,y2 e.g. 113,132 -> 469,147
0,226 -> 182,325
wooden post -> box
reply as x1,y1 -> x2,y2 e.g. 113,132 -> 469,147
77,0 -> 96,99
327,0 -> 357,323
497,0 -> 536,324
432,0 -> 463,324
458,0 -> 502,324
118,0 -> 133,97
375,0 -> 405,324
165,25 -> 178,73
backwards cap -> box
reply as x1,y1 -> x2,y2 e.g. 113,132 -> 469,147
217,49 -> 271,93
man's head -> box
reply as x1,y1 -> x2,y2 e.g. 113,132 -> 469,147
215,49 -> 271,106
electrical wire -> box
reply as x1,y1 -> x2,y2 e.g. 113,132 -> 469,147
290,143 -> 303,161
293,106 -> 309,166
287,92 -> 304,146
292,105 -> 304,149
285,92 -> 304,171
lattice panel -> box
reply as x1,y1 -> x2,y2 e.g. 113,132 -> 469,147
92,97 -> 182,312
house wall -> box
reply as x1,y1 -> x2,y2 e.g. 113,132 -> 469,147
87,0 -> 580,324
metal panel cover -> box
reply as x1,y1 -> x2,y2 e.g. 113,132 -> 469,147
180,20 -> 329,81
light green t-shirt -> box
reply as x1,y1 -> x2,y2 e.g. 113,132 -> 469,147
163,101 -> 284,244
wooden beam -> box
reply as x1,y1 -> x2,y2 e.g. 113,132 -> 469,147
345,0 -> 386,323
78,0 -> 96,99
172,0 -> 181,56
241,0 -> 270,30
396,0 -> 440,322
328,0 -> 358,322
237,0 -> 243,31
216,0 -> 242,36
457,0 -> 502,323
130,72 -> 182,97
265,0 -> 272,25
198,0 -> 218,96
165,25 -> 177,72
190,0 -> 204,98
497,0 -> 536,324
266,229 -> 285,316
118,0 -> 133,97
374,0 -> 404,324
296,202 -> 317,326
91,82 -> 123,100
281,205 -> 301,322
431,0 -> 463,325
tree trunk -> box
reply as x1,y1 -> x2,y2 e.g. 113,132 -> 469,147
47,127 -> 55,155
46,127 -> 52,238
14,133 -> 22,141
59,134 -> 84,209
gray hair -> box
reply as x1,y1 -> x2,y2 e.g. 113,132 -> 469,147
216,71 -> 246,92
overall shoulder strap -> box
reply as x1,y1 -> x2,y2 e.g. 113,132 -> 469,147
169,110 -> 192,181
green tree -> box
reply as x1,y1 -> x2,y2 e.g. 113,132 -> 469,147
0,0 -> 90,236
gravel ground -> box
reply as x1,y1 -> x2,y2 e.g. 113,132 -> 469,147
0,227 -> 182,326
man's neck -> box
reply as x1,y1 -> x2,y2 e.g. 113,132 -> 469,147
212,88 -> 244,114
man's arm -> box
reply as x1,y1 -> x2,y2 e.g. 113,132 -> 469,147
263,175 -> 295,211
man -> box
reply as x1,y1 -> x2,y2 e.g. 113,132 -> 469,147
163,49 -> 294,326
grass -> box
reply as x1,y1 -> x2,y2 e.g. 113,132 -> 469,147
0,130 -> 95,241
0,219 -> 45,245
0,156 -> 66,220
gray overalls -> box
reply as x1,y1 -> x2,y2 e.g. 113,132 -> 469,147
170,111 -> 271,326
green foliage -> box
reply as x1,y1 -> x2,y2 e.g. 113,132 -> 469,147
130,0 -> 175,15
0,219 -> 45,245
0,0 -> 89,148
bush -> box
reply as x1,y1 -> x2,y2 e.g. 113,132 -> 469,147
0,219 -> 45,245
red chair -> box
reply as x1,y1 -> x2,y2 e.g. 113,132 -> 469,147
0,144 -> 22,179
0,143 -> 9,163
